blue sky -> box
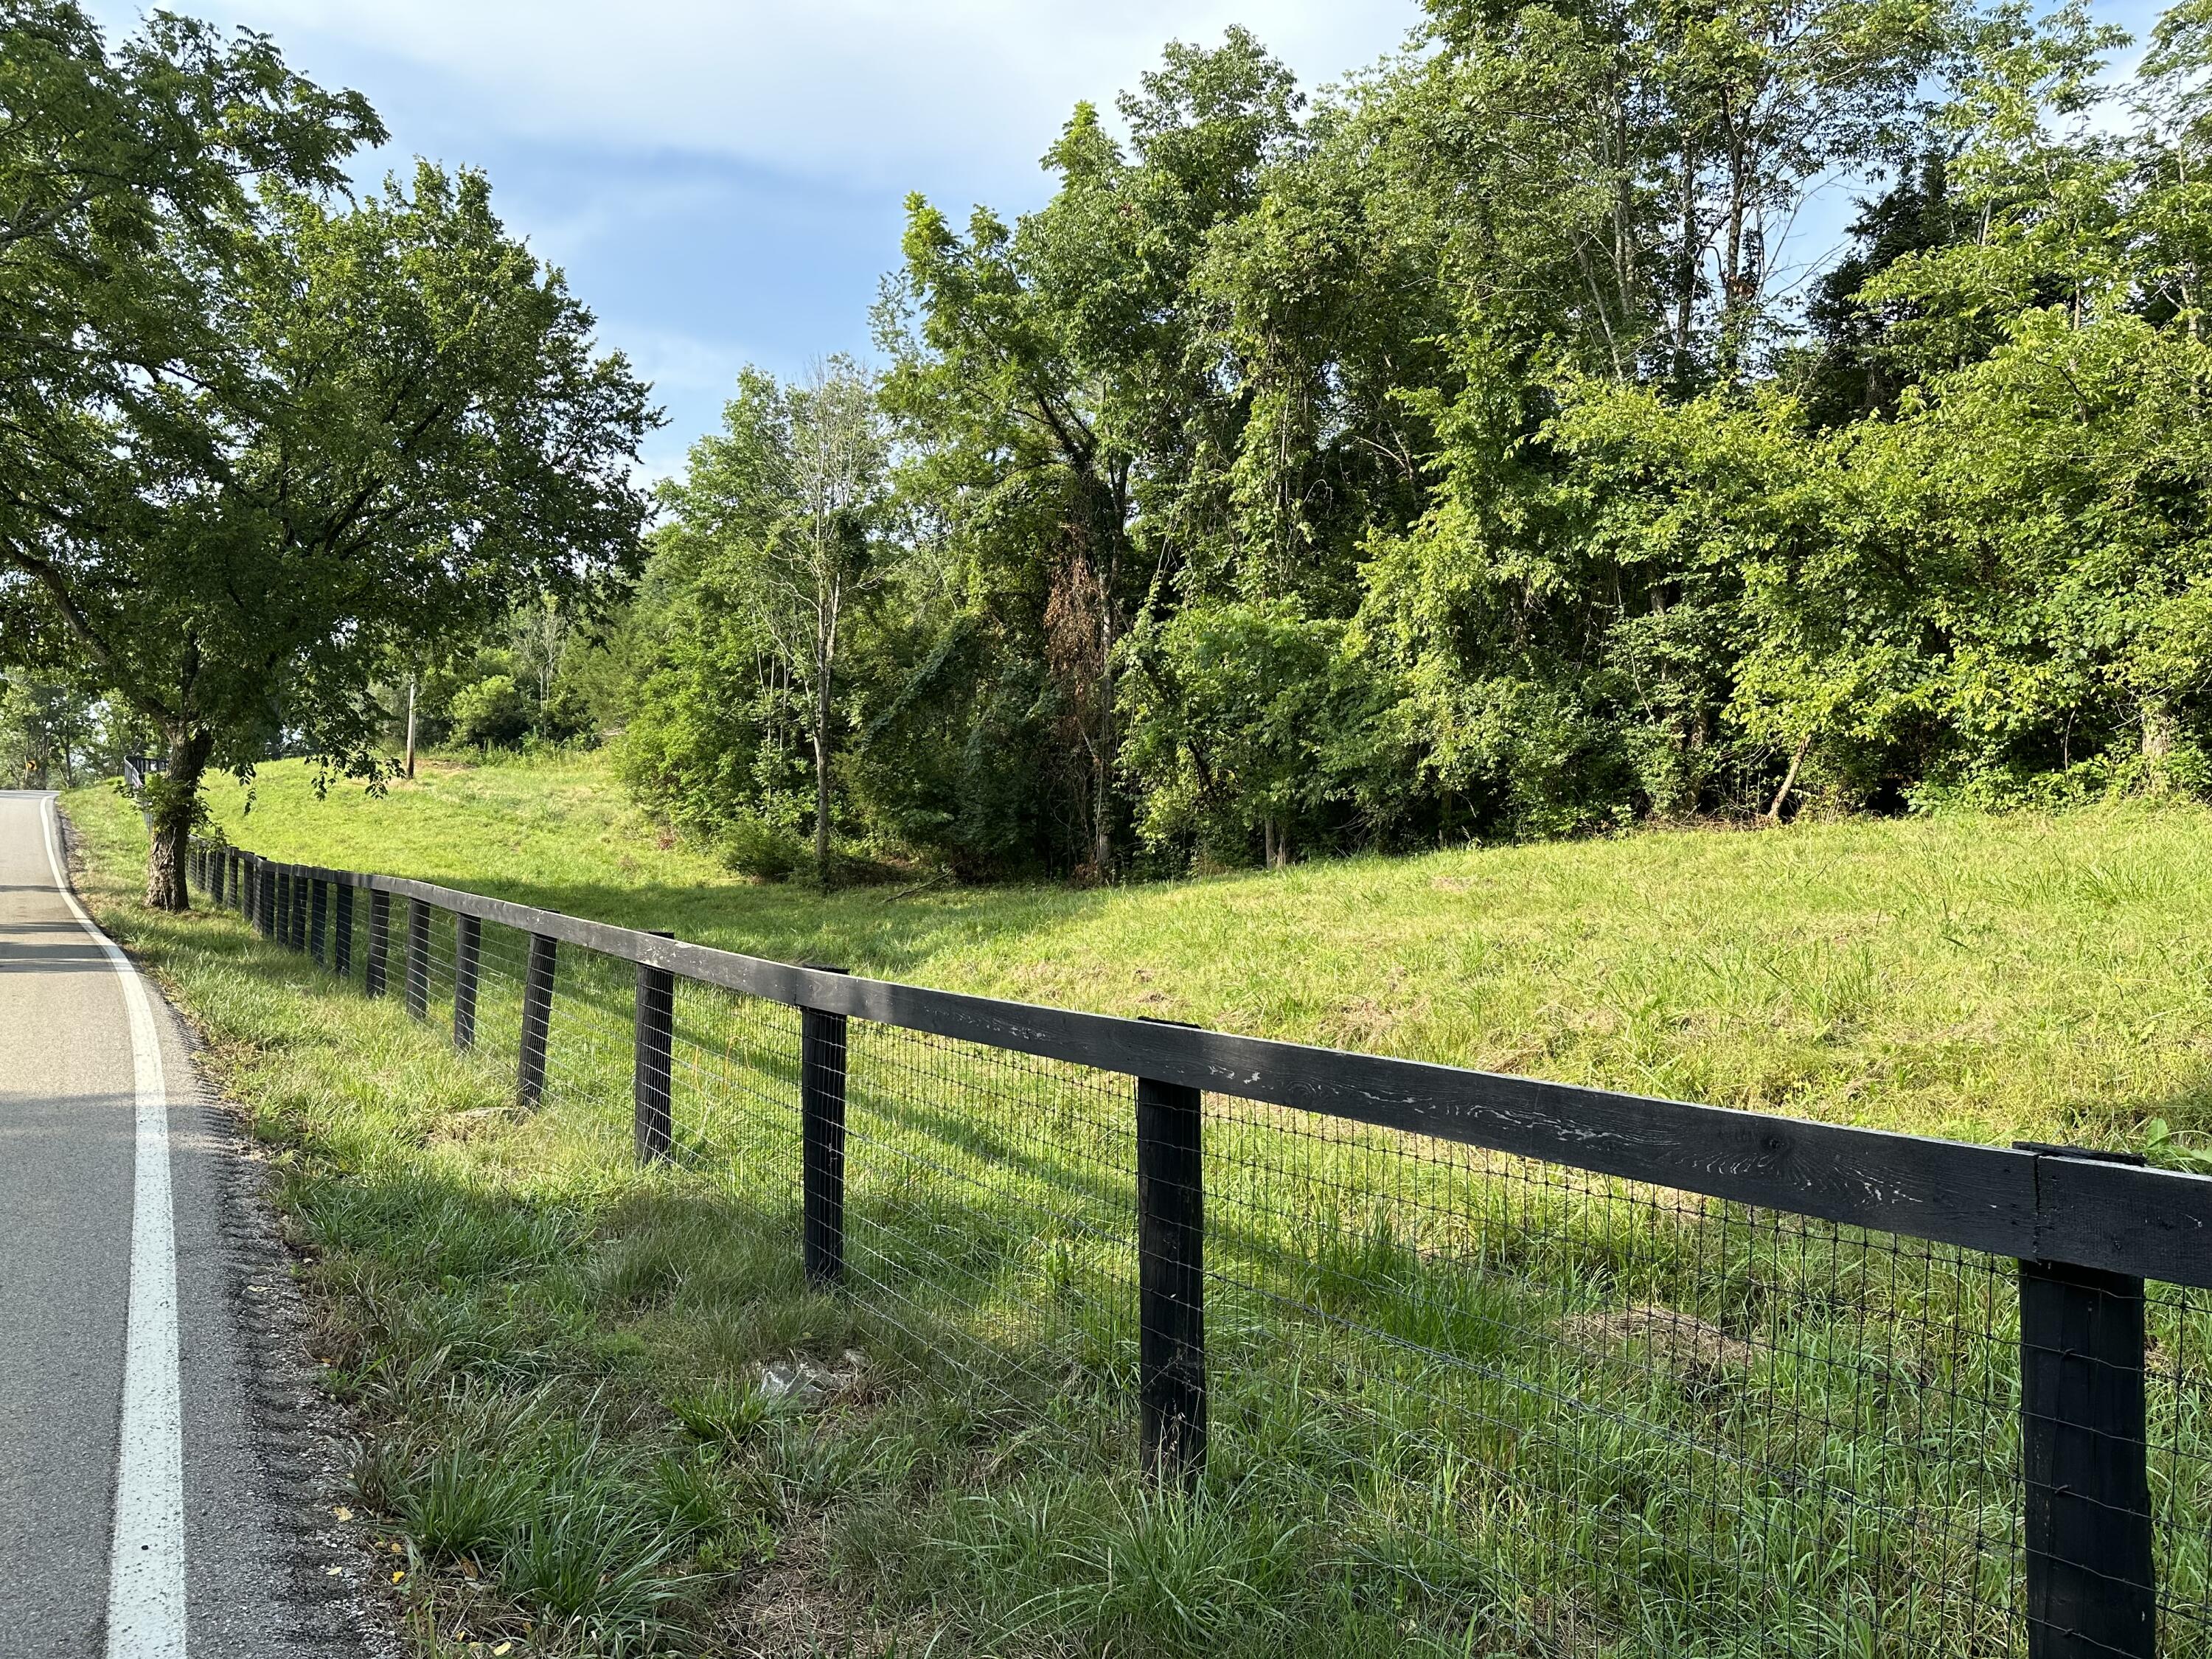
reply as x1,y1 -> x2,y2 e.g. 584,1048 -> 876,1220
86,2 -> 1425,474
88,0 -> 2164,476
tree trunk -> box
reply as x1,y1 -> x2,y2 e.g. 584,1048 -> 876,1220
2143,696 -> 2179,788
1092,605 -> 1116,877
1674,142 -> 1700,381
814,668 -> 833,892
1766,731 -> 1812,824
405,674 -> 418,779
145,726 -> 214,910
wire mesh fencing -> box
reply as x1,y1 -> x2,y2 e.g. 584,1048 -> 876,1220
185,844 -> 2212,1658
838,1020 -> 1139,1436
1194,1099 -> 2031,1654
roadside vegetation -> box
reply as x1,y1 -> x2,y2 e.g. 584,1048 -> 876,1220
28,0 -> 2212,914
606,0 -> 2212,889
66,771 -> 2212,1657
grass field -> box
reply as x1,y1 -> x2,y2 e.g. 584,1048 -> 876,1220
181,748 -> 2212,1150
56,762 -> 2212,1656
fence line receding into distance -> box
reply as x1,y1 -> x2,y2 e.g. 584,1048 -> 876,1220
180,832 -> 2212,1658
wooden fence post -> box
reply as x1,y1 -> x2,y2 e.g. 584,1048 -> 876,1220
2021,1256 -> 2157,1658
405,900 -> 431,1019
288,867 -> 307,952
212,848 -> 226,909
254,860 -> 274,939
365,891 -> 390,996
1138,1072 -> 1207,1486
2017,1143 -> 2157,1659
333,883 -> 352,976
308,877 -> 327,966
453,916 -> 481,1051
517,933 -> 556,1107
634,933 -> 676,1164
274,865 -> 290,943
801,968 -> 850,1284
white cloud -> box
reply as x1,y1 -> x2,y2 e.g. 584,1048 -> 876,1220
75,0 -> 1422,458
97,1 -> 1424,192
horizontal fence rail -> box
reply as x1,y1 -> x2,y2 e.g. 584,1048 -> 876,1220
184,834 -> 2212,1658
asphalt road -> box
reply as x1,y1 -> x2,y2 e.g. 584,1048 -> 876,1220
0,791 -> 373,1658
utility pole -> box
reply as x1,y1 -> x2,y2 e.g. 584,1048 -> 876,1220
404,672 -> 418,779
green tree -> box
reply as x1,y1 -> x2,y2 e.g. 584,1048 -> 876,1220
0,82 -> 654,905
0,673 -> 94,786
1119,599 -> 1345,867
0,3 -> 378,580
652,358 -> 890,885
878,30 -> 1315,874
451,674 -> 532,751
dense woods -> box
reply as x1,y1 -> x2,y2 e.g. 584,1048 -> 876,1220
616,0 -> 2212,880
14,0 -> 2212,890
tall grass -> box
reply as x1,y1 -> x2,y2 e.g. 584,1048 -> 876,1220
179,752 -> 2212,1150
62,779 -> 2212,1655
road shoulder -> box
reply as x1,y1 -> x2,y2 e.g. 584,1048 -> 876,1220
60,809 -> 404,1659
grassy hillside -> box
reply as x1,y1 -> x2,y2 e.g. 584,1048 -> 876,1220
154,750 -> 2212,1150
58,770 -> 2212,1657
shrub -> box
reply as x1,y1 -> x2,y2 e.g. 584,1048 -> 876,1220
451,675 -> 532,750
720,813 -> 805,881
535,678 -> 597,745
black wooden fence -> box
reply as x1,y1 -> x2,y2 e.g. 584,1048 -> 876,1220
182,833 -> 2212,1658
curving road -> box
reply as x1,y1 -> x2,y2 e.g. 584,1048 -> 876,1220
0,791 -> 368,1658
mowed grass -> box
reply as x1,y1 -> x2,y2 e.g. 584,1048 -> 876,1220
181,748 -> 2212,1149
55,770 -> 2212,1656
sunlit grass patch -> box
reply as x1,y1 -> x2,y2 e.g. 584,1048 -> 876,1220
144,751 -> 2212,1150
55,778 -> 2212,1655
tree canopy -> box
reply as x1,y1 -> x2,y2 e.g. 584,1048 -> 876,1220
619,0 -> 2212,881
0,3 -> 655,903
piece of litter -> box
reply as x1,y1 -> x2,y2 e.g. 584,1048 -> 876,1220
332,1506 -> 352,1522
758,1354 -> 860,1406
324,1565 -> 342,1576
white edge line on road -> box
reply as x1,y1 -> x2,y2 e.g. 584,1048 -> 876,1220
40,798 -> 189,1658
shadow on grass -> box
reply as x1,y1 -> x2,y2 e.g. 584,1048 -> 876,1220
71,833 -> 2212,1659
